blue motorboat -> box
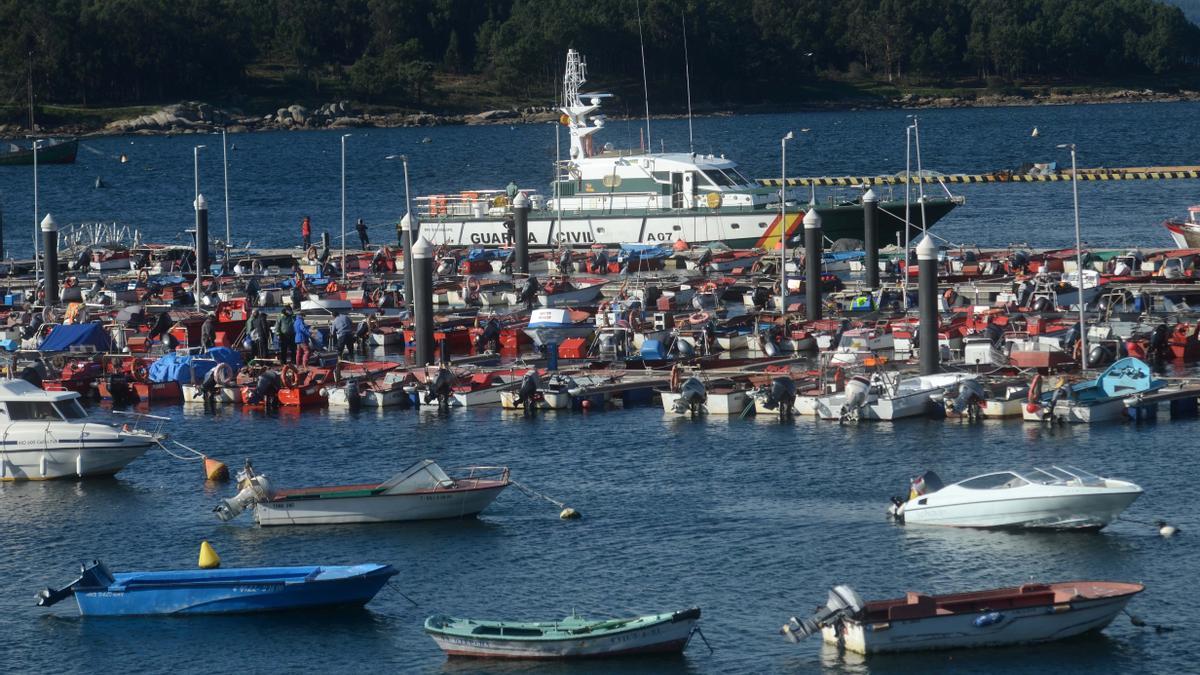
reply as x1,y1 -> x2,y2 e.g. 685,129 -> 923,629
1027,356 -> 1166,423
37,560 -> 397,616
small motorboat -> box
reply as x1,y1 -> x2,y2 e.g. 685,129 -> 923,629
888,466 -> 1142,530
1024,357 -> 1166,423
425,607 -> 702,659
522,308 -> 596,347
1163,205 -> 1200,248
37,559 -> 396,616
782,581 -> 1143,654
214,459 -> 509,526
816,372 -> 974,422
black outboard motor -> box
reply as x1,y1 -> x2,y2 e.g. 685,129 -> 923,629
696,248 -> 713,275
985,322 -> 1005,348
106,373 -> 138,406
751,286 -> 771,310
673,376 -> 707,416
343,377 -> 362,413
761,325 -> 783,357
781,586 -> 865,643
593,249 -> 609,274
18,366 -> 43,389
948,379 -> 987,420
476,318 -> 501,353
517,276 -> 541,308
512,370 -> 542,413
558,248 -> 573,275
763,376 -> 797,420
248,371 -> 282,408
1148,324 -> 1170,362
674,336 -> 695,359
1062,322 -> 1081,353
643,286 -> 663,309
423,367 -> 455,409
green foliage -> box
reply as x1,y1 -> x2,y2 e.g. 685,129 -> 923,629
0,0 -> 1196,109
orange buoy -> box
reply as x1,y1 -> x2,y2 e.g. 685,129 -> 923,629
204,456 -> 229,482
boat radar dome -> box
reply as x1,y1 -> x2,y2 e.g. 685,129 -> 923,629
194,194 -> 207,211
411,235 -> 434,259
513,192 -> 530,209
40,213 -> 57,232
803,208 -> 822,229
862,189 -> 878,203
916,235 -> 938,260
401,213 -> 418,231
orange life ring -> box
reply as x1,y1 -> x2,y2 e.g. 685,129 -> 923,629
326,281 -> 340,293
133,363 -> 149,382
689,311 -> 711,325
370,287 -> 384,304
750,260 -> 762,274
627,308 -> 639,329
465,276 -> 481,296
282,364 -> 299,388
597,301 -> 611,315
669,365 -> 682,392
64,276 -> 77,288
306,245 -> 319,261
137,270 -> 149,284
700,282 -> 717,294
1173,323 -> 1189,338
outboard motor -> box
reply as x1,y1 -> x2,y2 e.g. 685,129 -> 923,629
476,318 -> 502,353
751,286 -> 771,310
512,370 -> 542,413
696,248 -> 713,275
764,376 -> 797,420
1088,344 -> 1113,367
643,286 -> 662,309
985,322 -> 1005,348
948,379 -> 987,420
248,370 -> 282,408
674,336 -> 696,359
1062,322 -> 1082,353
37,560 -> 118,608
436,257 -> 455,277
558,248 -> 573,275
106,373 -> 138,406
593,249 -> 609,274
213,461 -> 272,522
423,367 -> 455,409
889,469 -> 946,520
760,325 -> 783,357
517,276 -> 541,307
673,376 -> 707,416
343,377 -> 363,412
781,586 -> 866,643
839,375 -> 872,423
1148,324 -> 1170,361
18,366 -> 43,389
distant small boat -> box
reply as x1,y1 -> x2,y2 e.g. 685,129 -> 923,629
1031,127 -> 1040,137
214,459 -> 510,526
783,581 -> 1142,654
0,137 -> 78,166
1163,205 -> 1200,248
425,607 -> 702,659
888,466 -> 1142,529
37,559 -> 396,616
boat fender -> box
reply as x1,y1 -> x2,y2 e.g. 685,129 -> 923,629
973,612 -> 1004,628
282,364 -> 300,388
198,541 -> 221,569
669,365 -> 682,392
1156,520 -> 1179,538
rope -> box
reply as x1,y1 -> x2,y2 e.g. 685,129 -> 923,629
156,439 -> 206,462
385,581 -> 420,607
510,479 -> 568,510
689,626 -> 715,653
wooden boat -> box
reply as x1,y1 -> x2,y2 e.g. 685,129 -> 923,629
37,559 -> 396,616
214,459 -> 509,526
783,581 -> 1142,654
425,607 -> 701,659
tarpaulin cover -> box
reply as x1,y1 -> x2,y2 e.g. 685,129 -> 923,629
38,323 -> 113,353
466,248 -> 510,262
148,347 -> 244,384
618,244 -> 671,262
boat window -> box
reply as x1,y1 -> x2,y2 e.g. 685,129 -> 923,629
701,169 -> 734,187
721,169 -> 747,186
729,168 -> 754,185
731,223 -> 740,229
56,400 -> 89,420
958,473 -> 1028,490
759,222 -> 768,228
6,401 -> 63,421
651,171 -> 671,184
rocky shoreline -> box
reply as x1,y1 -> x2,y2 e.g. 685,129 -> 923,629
2,88 -> 1197,139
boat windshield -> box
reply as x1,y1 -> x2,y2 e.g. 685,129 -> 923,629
1025,466 -> 1106,487
4,401 -> 65,421
957,472 -> 1029,490
700,169 -> 735,187
55,400 -> 88,420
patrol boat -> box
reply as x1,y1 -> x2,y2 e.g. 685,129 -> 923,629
415,49 -> 959,249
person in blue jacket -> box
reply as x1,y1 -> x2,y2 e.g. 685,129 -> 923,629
293,313 -> 312,366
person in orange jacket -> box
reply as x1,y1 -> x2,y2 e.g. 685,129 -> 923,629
301,216 -> 312,249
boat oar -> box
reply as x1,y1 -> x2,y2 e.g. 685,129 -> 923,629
511,479 -> 581,519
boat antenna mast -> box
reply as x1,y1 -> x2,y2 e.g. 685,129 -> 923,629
635,0 -> 651,151
560,49 -> 605,161
682,14 -> 694,155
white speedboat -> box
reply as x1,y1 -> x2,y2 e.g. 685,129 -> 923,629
889,466 -> 1142,530
214,459 -> 509,526
522,308 -> 596,348
816,372 -> 973,421
783,581 -> 1143,654
0,379 -> 160,480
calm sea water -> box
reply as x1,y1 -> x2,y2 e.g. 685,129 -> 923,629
2,105 -> 1199,674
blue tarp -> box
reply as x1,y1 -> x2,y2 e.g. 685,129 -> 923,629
618,244 -> 671,262
38,323 -> 113,352
466,248 -> 510,262
148,347 -> 244,384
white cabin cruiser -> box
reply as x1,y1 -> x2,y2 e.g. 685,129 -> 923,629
889,467 -> 1142,530
0,379 -> 160,480
413,50 -> 958,249
816,372 -> 974,421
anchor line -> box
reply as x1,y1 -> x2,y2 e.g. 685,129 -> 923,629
385,581 -> 420,608
510,479 -> 568,510
688,626 -> 715,653
155,439 -> 205,462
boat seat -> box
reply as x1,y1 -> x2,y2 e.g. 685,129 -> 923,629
889,593 -> 936,620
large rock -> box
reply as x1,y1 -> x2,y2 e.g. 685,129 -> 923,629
288,104 -> 308,125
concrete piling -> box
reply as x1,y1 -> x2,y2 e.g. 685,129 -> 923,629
513,192 -> 530,275
401,213 -> 417,309
411,234 -> 434,366
917,235 -> 940,375
803,208 -> 821,321
40,214 -> 58,305
863,189 -> 879,289
194,194 -> 210,276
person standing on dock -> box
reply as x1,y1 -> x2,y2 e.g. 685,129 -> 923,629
331,311 -> 354,359
506,180 -> 519,204
250,309 -> 271,359
275,306 -> 296,365
301,215 -> 312,250
356,218 -> 370,250
293,312 -> 312,366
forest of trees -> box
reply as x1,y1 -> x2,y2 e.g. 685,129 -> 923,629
2,0 -> 1199,110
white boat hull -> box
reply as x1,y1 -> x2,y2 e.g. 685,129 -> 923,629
660,390 -> 750,415
822,592 -> 1135,654
903,490 -> 1140,529
255,485 -> 507,526
327,386 -> 409,408
0,440 -> 154,480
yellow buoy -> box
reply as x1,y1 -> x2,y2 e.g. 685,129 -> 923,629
559,507 -> 581,520
204,456 -> 229,482
198,541 -> 221,569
